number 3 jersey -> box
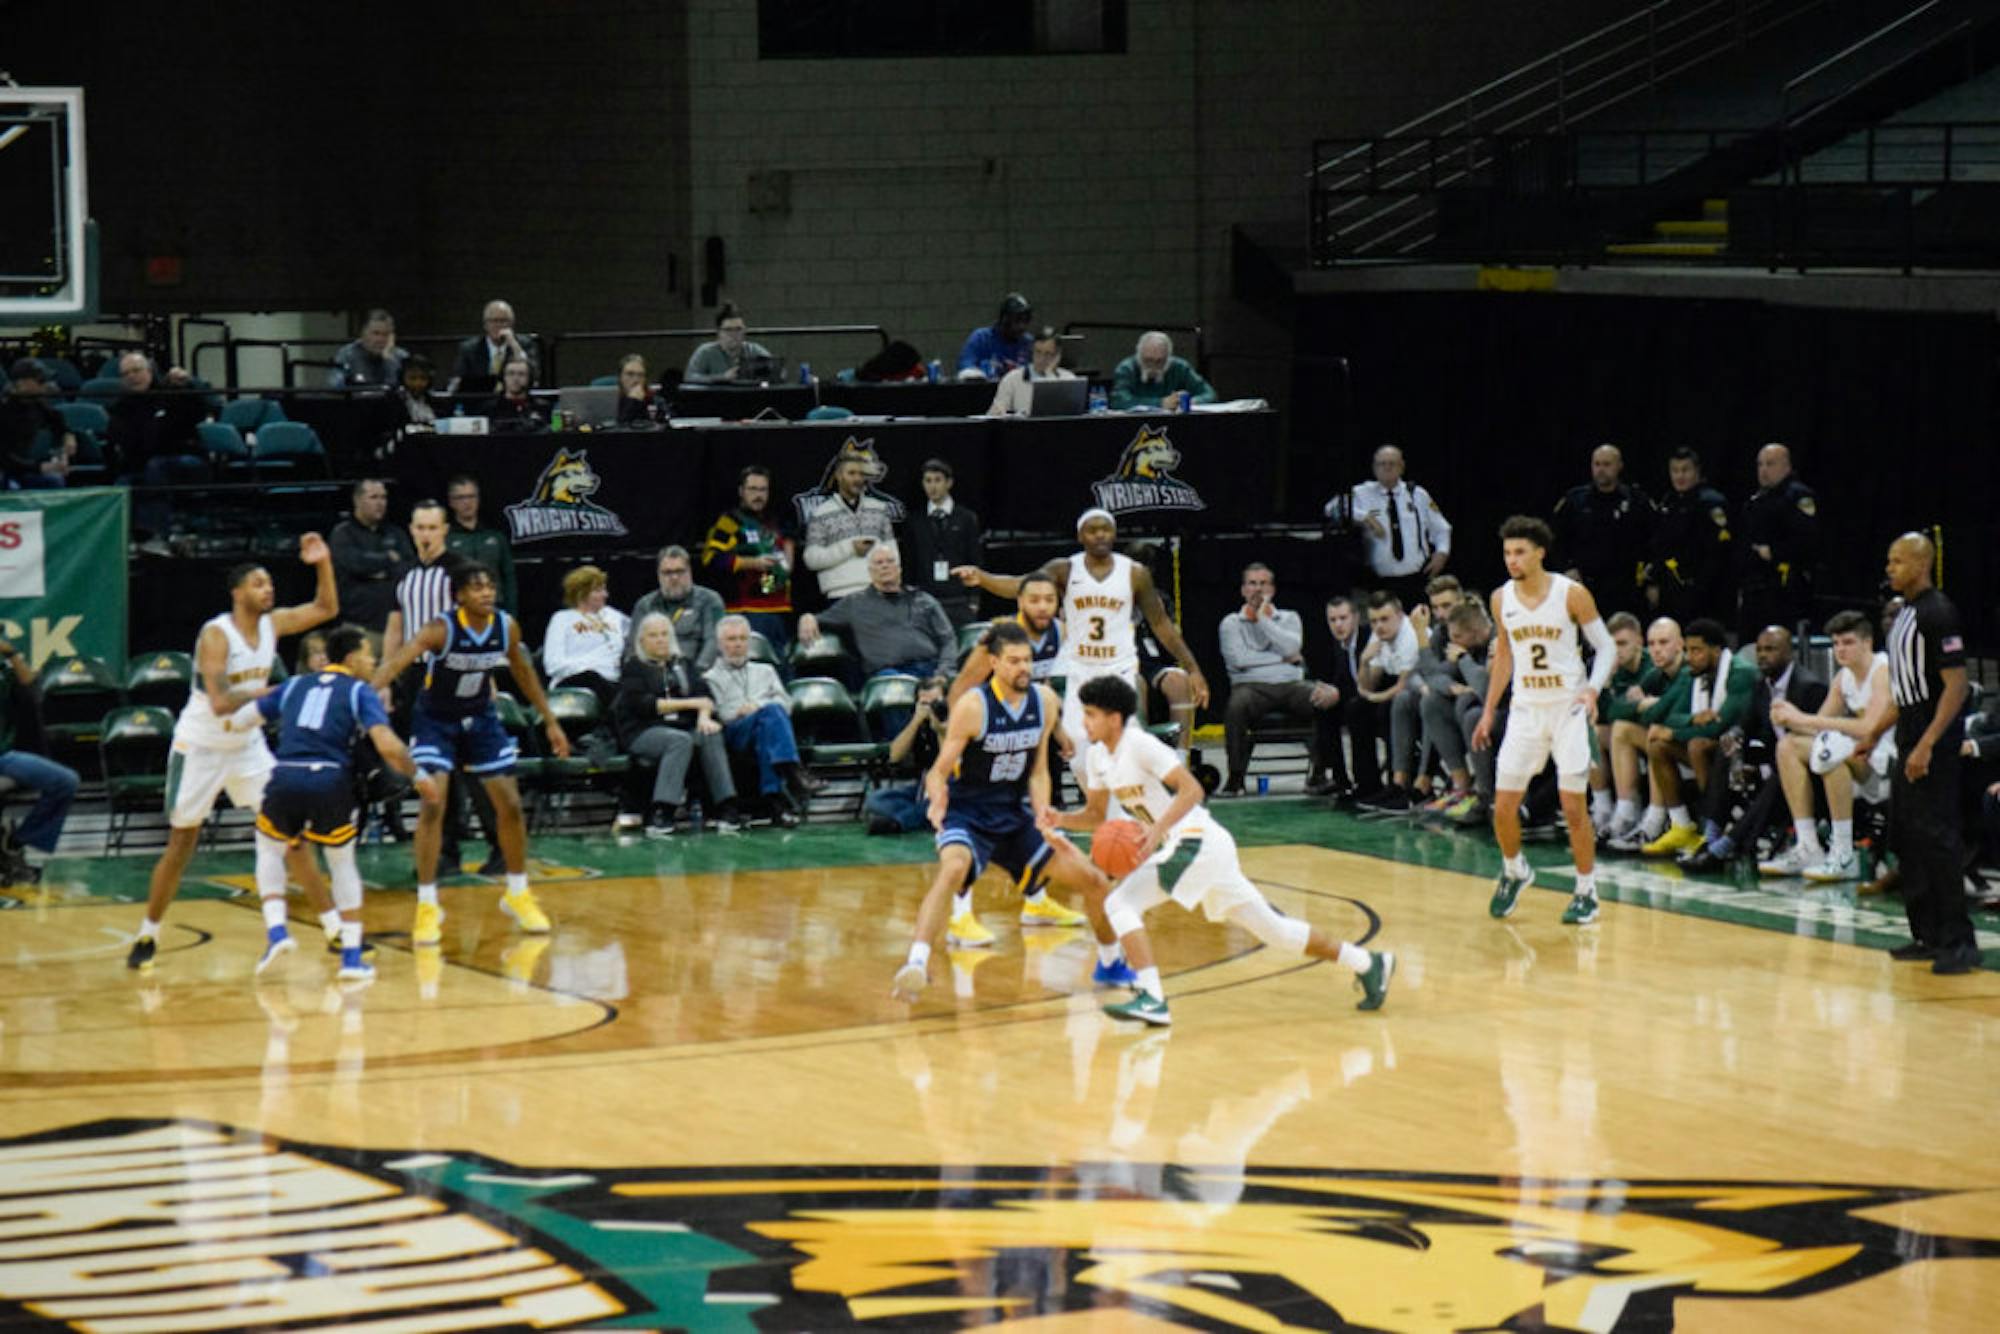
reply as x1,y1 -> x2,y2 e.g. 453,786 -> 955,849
1061,551 -> 1137,678
255,666 -> 390,773
421,610 -> 514,718
948,681 -> 1047,815
1499,572 -> 1586,705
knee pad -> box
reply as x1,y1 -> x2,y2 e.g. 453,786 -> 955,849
323,842 -> 364,912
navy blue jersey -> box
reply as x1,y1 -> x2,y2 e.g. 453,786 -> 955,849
421,609 -> 514,719
1020,614 -> 1062,681
255,668 -> 391,771
949,681 -> 1045,809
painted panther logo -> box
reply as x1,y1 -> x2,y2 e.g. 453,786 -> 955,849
504,448 -> 628,543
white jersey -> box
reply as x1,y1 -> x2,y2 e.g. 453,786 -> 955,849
1086,724 -> 1205,842
1062,551 -> 1138,677
1837,656 -> 1886,716
1498,573 -> 1585,705
176,612 -> 276,751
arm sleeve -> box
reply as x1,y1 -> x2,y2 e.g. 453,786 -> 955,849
1418,486 -> 1452,554
1264,609 -> 1303,660
541,612 -> 575,679
693,599 -> 723,672
1217,616 -> 1253,675
955,329 -> 987,373
923,598 -> 955,671
801,511 -> 848,573
815,595 -> 853,634
1181,362 -> 1217,404
1582,618 -> 1616,691
1109,358 -> 1143,410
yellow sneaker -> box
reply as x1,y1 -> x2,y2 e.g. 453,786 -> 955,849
500,888 -> 552,934
412,901 -> 444,947
1019,893 -> 1086,928
1642,824 -> 1704,857
947,911 -> 995,948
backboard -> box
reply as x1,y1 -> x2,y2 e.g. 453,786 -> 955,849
0,87 -> 92,320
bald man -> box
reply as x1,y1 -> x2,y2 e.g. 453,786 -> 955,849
1736,442 -> 1819,640
1552,443 -> 1651,618
1604,616 -> 1687,850
1342,445 -> 1452,613
448,299 -> 539,395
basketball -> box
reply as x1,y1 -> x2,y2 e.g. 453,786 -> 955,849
1091,819 -> 1150,878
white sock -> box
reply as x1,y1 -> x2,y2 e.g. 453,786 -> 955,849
1639,805 -> 1665,837
319,909 -> 342,938
1794,819 -> 1823,856
341,920 -> 362,950
506,872 -> 528,895
260,898 -> 288,931
953,889 -> 972,917
1336,941 -> 1370,974
1590,790 -> 1613,826
138,917 -> 160,940
1505,853 -> 1530,879
417,883 -> 439,906
906,941 -> 931,970
1097,944 -> 1121,967
1574,871 -> 1597,898
1830,819 -> 1853,856
1135,966 -> 1163,1000
1667,805 -> 1691,829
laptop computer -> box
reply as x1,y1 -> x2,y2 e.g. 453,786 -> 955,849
556,385 -> 620,428
1028,377 -> 1090,417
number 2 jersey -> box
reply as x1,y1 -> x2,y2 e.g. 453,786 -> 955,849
254,666 -> 390,774
947,681 -> 1048,819
1498,572 -> 1585,706
420,609 -> 515,719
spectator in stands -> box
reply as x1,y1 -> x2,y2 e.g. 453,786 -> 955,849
1553,443 -> 1650,618
629,545 -> 725,672
863,675 -> 949,835
986,326 -> 1076,415
1353,591 -> 1424,810
615,354 -> 663,425
956,292 -> 1034,379
1737,442 -> 1819,640
613,613 -> 745,837
1344,444 -> 1451,612
1588,611 -> 1648,835
1110,331 -> 1216,411
0,360 -> 76,489
700,466 -> 796,659
1400,575 -> 1465,808
1646,446 -> 1731,625
1422,598 -> 1496,823
484,358 -> 544,432
1307,593 -> 1368,801
294,631 -> 330,677
1638,617 -> 1756,858
448,299 -> 537,395
901,459 -> 982,627
1218,562 -> 1312,797
0,634 -> 79,887
444,474 -> 518,614
684,303 -> 775,385
543,565 -> 629,710
395,354 -> 438,435
330,309 -> 408,389
108,352 -> 209,549
329,478 -> 414,634
705,615 -> 814,825
797,545 -> 954,702
1605,616 -> 1689,850
801,455 -> 898,601
1756,613 -> 1885,881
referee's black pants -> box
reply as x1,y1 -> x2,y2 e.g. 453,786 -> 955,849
1890,722 -> 1974,951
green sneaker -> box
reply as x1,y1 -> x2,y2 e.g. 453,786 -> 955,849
1103,991 -> 1172,1026
1355,951 -> 1396,1011
1561,892 -> 1600,925
1489,867 -> 1531,918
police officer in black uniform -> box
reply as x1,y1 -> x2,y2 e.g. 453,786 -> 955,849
1551,443 -> 1650,618
1736,442 -> 1820,641
1645,446 -> 1732,626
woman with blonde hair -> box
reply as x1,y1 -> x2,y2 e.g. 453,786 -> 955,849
542,564 -> 628,709
612,613 -> 743,836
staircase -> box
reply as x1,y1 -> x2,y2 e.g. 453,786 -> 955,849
1606,197 -> 1731,256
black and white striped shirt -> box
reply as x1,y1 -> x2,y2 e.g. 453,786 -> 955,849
395,558 -> 455,647
1887,587 -> 1964,717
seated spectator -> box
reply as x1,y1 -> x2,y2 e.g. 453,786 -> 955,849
700,466 -> 796,659
1605,616 -> 1689,849
484,358 -> 544,432
629,544 -> 725,672
615,353 -> 663,424
956,293 -> 1034,380
1218,562 -> 1312,796
1352,592 -> 1423,810
1417,593 -> 1496,823
1307,594 -> 1368,800
863,675 -> 948,834
395,354 -> 439,434
986,326 -> 1076,415
1758,612 -> 1887,880
1638,618 -> 1755,857
797,545 -> 954,709
613,614 -> 743,836
294,631 -> 331,677
684,303 -> 776,385
1401,575 -> 1466,807
0,633 -> 80,886
0,360 -> 77,490
331,309 -> 409,389
543,564 -> 629,709
449,299 -> 538,395
903,458 -> 982,627
108,352 -> 210,547
705,615 -> 814,825
1588,611 -> 1647,833
1109,331 -> 1215,411
801,454 -> 898,602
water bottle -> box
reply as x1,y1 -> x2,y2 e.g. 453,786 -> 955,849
799,362 -> 813,386
687,799 -> 704,834
549,408 -> 565,432
926,359 -> 941,383
1088,386 -> 1108,414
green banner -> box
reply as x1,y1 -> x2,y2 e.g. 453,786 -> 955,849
0,488 -> 128,670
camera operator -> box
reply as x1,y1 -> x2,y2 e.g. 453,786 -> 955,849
863,676 -> 950,835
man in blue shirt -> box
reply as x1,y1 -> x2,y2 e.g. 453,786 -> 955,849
955,293 -> 1034,379
243,625 -> 434,984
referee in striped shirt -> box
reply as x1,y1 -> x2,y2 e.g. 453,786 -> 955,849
1883,532 -> 1979,974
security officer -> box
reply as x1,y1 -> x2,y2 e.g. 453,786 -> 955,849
1645,445 -> 1732,626
1339,443 -> 1451,613
1736,442 -> 1819,640
1551,443 -> 1650,617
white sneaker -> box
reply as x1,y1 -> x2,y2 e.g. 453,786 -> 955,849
1802,850 -> 1860,883
1757,844 -> 1822,877
613,811 -> 643,832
